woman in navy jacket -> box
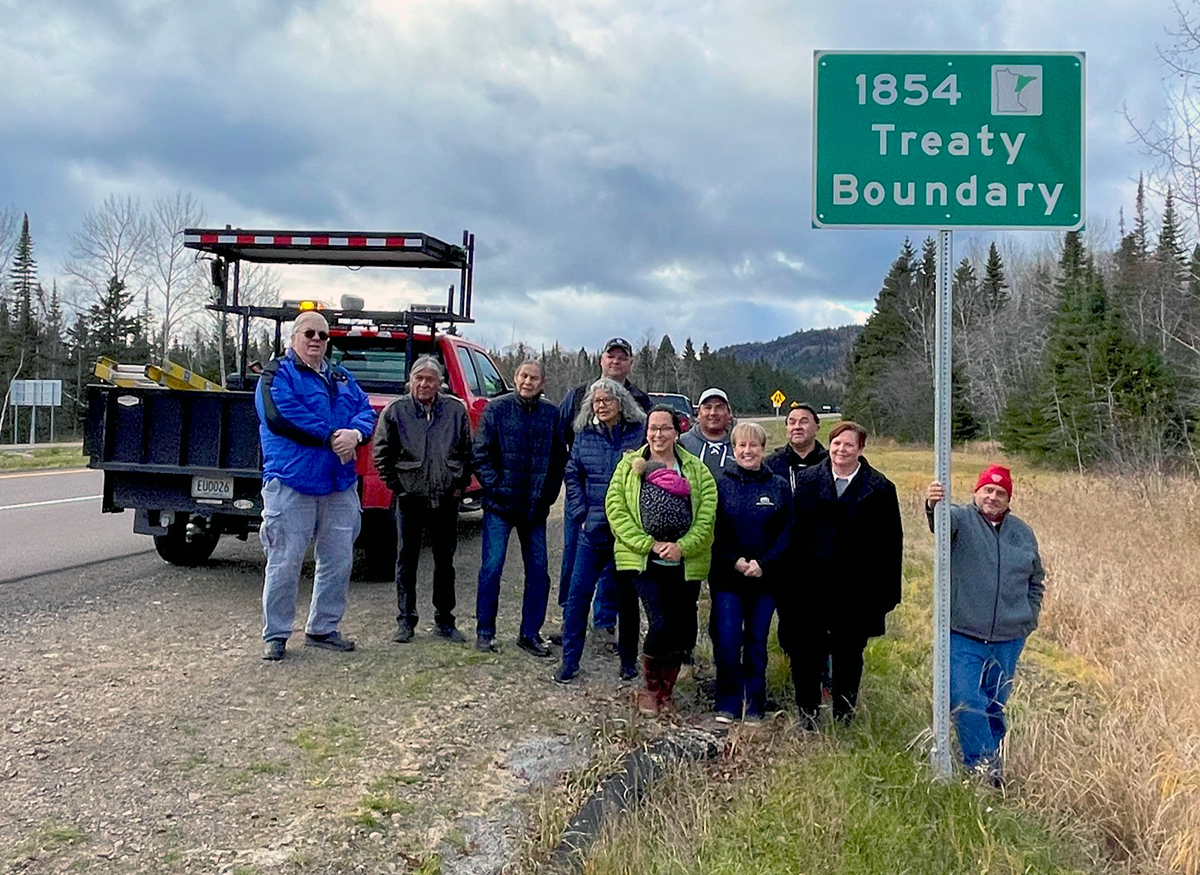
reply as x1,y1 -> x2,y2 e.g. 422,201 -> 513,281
555,379 -> 646,683
709,422 -> 792,722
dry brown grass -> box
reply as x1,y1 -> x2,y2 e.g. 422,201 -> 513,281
993,469 -> 1200,875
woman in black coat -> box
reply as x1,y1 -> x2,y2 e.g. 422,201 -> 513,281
780,421 -> 902,726
710,422 -> 791,723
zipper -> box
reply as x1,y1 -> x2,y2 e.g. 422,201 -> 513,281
988,519 -> 1001,639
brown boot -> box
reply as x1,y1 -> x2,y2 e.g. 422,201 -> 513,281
656,652 -> 683,712
637,654 -> 661,715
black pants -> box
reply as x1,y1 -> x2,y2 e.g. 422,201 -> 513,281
394,495 -> 459,629
788,625 -> 870,720
613,570 -> 642,668
633,562 -> 701,658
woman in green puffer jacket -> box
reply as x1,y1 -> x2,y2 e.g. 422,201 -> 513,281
605,405 -> 717,715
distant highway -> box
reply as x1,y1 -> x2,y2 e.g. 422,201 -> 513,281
0,469 -> 155,584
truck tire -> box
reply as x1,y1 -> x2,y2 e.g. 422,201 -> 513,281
154,522 -> 220,566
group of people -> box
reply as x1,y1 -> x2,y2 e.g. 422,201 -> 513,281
254,314 -> 1045,780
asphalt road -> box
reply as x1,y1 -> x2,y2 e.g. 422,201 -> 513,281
0,468 -> 157,584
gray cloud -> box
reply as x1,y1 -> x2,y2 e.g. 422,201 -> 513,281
0,0 -> 1185,352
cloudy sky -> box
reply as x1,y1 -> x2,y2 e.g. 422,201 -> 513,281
0,0 -> 1185,353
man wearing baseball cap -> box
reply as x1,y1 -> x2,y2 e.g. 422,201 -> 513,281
553,336 -> 653,642
679,387 -> 736,478
925,465 -> 1045,786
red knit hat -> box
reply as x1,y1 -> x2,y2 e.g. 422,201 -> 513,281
974,464 -> 1012,496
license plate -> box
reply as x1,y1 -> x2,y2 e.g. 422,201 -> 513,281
191,475 -> 234,500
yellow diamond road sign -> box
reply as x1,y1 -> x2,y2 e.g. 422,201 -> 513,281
770,390 -> 786,407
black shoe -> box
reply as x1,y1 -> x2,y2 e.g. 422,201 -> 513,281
476,634 -> 498,653
436,625 -> 467,643
392,623 -> 414,644
517,635 -> 552,657
546,629 -> 564,646
262,639 -> 286,661
619,663 -> 638,681
305,631 -> 356,652
554,665 -> 577,684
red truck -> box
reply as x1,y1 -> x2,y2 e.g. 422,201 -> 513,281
83,228 -> 508,574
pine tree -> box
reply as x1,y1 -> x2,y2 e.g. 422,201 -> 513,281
655,334 -> 677,391
980,242 -> 1009,315
89,275 -> 148,361
843,239 -> 919,434
1002,231 -> 1183,471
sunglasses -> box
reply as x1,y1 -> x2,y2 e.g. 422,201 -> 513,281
301,329 -> 329,341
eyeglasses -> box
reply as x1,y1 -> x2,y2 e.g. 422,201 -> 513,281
302,329 -> 329,341
593,397 -> 616,406
647,426 -> 676,434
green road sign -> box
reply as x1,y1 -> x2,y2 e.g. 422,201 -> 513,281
812,51 -> 1085,229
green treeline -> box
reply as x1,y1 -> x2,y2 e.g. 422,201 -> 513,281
843,180 -> 1197,472
489,335 -> 839,415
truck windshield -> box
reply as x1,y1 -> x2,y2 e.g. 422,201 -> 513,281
328,347 -> 410,384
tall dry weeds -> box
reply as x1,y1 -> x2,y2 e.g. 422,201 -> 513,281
1007,472 -> 1200,874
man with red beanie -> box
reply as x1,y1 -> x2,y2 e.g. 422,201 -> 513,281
925,465 -> 1045,786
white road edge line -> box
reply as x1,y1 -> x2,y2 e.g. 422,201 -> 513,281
0,468 -> 92,480
0,495 -> 102,511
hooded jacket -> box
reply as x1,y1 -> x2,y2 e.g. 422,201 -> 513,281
372,392 -> 472,503
604,444 -> 717,580
926,502 -> 1045,642
255,350 -> 376,496
471,392 -> 566,524
678,428 -> 737,478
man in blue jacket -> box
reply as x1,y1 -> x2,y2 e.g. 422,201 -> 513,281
926,465 -> 1045,785
255,311 -> 376,661
472,360 -> 567,655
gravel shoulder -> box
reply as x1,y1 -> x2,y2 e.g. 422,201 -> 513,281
1,508 -> 686,874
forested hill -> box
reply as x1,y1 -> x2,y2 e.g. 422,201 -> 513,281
718,325 -> 861,386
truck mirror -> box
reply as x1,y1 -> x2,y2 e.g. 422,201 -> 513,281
210,260 -> 228,303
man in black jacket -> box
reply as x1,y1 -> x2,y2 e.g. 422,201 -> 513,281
373,355 -> 472,644
781,421 -> 903,726
765,402 -> 828,493
473,361 -> 567,656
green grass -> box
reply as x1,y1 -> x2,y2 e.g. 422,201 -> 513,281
0,444 -> 88,471
289,720 -> 365,764
350,791 -> 417,827
247,759 -> 290,775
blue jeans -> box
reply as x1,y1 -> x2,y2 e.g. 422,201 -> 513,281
560,537 -> 640,674
558,516 -> 579,607
475,511 -> 550,641
260,479 -> 361,641
950,632 -> 1026,767
559,519 -> 617,628
710,589 -> 776,718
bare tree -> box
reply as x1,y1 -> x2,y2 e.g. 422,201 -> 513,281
1125,1 -> 1200,236
148,192 -> 208,357
63,194 -> 151,310
0,206 -> 18,276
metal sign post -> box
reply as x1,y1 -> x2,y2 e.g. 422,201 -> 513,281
812,50 -> 1085,782
931,230 -> 954,779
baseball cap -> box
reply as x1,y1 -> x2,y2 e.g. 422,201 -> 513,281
604,337 -> 633,356
697,387 -> 729,406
